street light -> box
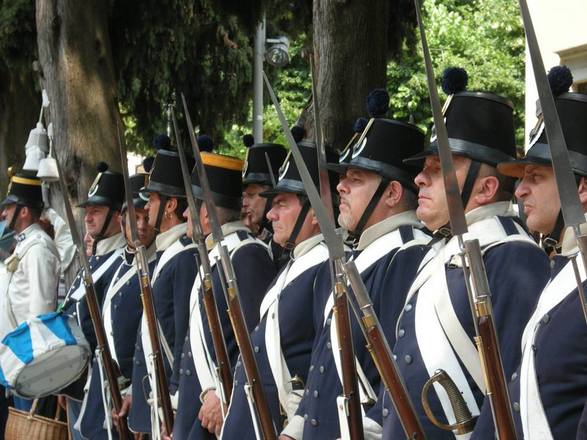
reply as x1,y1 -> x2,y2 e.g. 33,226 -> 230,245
253,18 -> 290,143
265,37 -> 290,68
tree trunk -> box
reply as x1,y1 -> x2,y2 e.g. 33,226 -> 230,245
35,0 -> 121,208
36,0 -> 121,286
0,67 -> 39,194
313,0 -> 390,152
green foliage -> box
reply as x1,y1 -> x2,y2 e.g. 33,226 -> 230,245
387,0 -> 526,145
0,0 -> 35,69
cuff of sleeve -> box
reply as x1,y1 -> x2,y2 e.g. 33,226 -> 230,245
363,415 -> 383,440
199,387 -> 216,404
281,414 -> 304,439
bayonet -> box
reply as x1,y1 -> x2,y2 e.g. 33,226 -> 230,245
54,135 -> 131,440
309,57 -> 364,440
518,0 -> 587,324
264,71 -> 426,440
116,124 -> 174,436
414,0 -> 517,437
170,107 -> 233,408
181,94 -> 277,439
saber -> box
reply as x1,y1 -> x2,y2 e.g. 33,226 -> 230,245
263,71 -> 426,440
518,0 -> 587,324
414,0 -> 516,437
116,124 -> 174,436
170,107 -> 233,407
181,94 -> 277,439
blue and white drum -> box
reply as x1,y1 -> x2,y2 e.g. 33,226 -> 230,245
0,312 -> 90,398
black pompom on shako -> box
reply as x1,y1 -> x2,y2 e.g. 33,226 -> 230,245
548,65 -> 574,97
366,88 -> 390,118
242,134 -> 255,148
441,67 -> 469,95
152,133 -> 171,151
291,125 -> 305,143
197,134 -> 214,152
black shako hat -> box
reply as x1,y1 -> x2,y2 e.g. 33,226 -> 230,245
190,152 -> 244,210
330,118 -> 425,191
1,171 -> 44,209
77,162 -> 124,210
142,149 -> 186,198
124,173 -> 150,210
242,143 -> 288,186
498,93 -> 587,177
261,140 -> 338,198
405,91 -> 517,166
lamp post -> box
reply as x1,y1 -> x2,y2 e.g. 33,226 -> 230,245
253,19 -> 266,143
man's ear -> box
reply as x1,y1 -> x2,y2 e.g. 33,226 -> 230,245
166,197 -> 178,214
578,176 -> 587,206
383,180 -> 403,208
310,208 -> 319,226
473,175 -> 500,205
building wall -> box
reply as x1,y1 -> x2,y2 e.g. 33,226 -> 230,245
524,0 -> 587,149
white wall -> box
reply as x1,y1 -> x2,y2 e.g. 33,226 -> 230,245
524,0 -> 587,149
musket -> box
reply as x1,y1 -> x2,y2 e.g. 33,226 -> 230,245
263,71 -> 426,439
53,138 -> 132,440
170,107 -> 233,407
181,94 -> 277,440
518,0 -> 587,325
309,58 -> 364,440
116,125 -> 174,436
414,0 -> 515,437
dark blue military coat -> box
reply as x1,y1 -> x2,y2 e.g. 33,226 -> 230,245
472,254 -> 587,440
290,217 -> 430,440
128,227 -> 198,435
60,233 -> 126,400
173,226 -> 276,440
381,212 -> 550,439
221,235 -> 331,439
78,246 -> 158,439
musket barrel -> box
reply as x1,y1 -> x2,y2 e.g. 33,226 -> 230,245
117,124 -> 174,435
181,95 -> 277,439
54,141 -> 131,440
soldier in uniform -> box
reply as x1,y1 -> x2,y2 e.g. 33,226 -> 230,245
0,171 -> 61,412
221,141 -> 336,439
381,72 -> 551,438
241,135 -> 288,268
472,69 -> 587,440
78,173 -> 157,439
60,162 -> 126,439
171,151 -> 275,439
128,140 -> 199,437
282,111 -> 432,439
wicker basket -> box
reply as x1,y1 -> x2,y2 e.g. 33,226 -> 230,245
5,399 -> 68,440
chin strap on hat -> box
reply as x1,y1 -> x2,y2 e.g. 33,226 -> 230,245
152,195 -> 169,233
433,159 -> 482,241
7,205 -> 22,233
281,197 -> 311,260
348,177 -> 390,244
92,207 -> 116,255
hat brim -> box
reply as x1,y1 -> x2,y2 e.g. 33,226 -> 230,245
141,182 -> 185,199
0,194 -> 43,209
497,157 -> 552,178
0,195 -> 19,208
77,195 -> 122,209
